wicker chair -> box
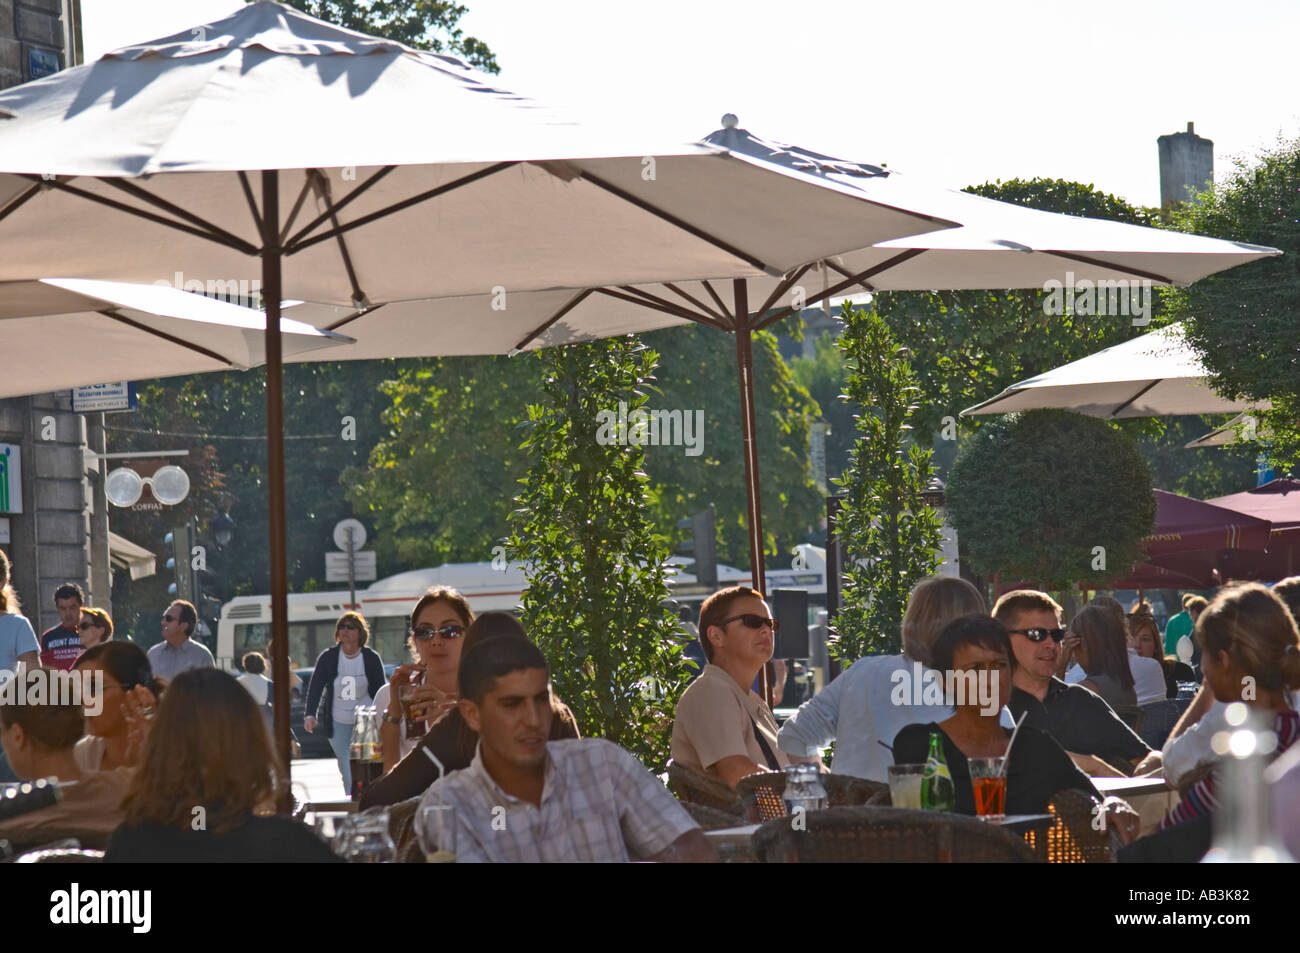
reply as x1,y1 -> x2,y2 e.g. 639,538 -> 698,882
680,801 -> 746,832
752,806 -> 1040,863
1020,789 -> 1118,863
737,771 -> 890,821
667,761 -> 743,816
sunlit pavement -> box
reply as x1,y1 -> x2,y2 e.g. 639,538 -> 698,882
291,757 -> 347,804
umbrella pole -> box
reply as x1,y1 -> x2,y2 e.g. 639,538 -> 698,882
733,280 -> 771,706
261,169 -> 293,812
733,280 -> 765,597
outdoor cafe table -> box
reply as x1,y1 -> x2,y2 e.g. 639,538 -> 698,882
1093,776 -> 1177,836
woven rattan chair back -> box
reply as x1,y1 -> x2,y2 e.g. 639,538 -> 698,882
752,806 -> 1040,863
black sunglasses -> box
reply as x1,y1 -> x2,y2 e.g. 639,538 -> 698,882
337,621 -> 361,630
412,623 -> 465,641
78,621 -> 98,630
721,613 -> 778,632
1009,627 -> 1066,643
162,614 -> 178,623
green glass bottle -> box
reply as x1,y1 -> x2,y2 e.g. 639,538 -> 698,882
921,730 -> 955,812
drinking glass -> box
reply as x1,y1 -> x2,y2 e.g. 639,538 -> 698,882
417,804 -> 457,863
887,764 -> 926,810
399,684 -> 429,740
335,807 -> 396,862
968,756 -> 1007,822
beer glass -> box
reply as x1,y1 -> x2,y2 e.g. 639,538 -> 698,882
417,804 -> 457,863
399,683 -> 428,740
969,756 -> 1006,821
887,764 -> 926,810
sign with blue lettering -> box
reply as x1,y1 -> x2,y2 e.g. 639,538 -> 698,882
27,48 -> 60,80
72,381 -> 138,414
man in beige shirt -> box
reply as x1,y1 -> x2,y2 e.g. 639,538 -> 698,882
671,586 -> 789,788
0,692 -> 133,851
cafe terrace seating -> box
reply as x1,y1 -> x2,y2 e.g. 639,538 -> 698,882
751,806 -> 1039,863
736,770 -> 890,822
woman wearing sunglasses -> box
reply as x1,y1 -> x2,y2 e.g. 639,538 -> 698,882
303,611 -> 386,794
373,587 -> 473,771
77,607 -> 113,651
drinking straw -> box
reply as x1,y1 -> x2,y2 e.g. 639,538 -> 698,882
421,745 -> 445,779
998,712 -> 1028,778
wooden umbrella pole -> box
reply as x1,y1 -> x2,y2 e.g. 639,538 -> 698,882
261,169 -> 293,812
733,280 -> 771,707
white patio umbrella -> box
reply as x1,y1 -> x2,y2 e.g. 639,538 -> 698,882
284,121 -> 1280,595
0,278 -> 351,399
0,3 -> 957,775
960,322 -> 1270,419
1184,412 -> 1264,448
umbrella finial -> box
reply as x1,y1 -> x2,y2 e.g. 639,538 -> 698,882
721,113 -> 738,130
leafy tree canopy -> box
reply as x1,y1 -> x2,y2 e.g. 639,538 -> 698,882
1163,139 -> 1300,470
278,0 -> 499,72
946,410 -> 1156,589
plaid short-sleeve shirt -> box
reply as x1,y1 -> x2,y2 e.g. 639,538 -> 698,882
417,738 -> 698,862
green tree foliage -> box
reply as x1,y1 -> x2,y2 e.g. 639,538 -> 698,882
277,0 -> 499,72
946,410 -> 1156,589
641,323 -> 823,569
346,354 -> 545,568
873,179 -> 1160,448
832,306 -> 944,662
1163,140 -> 1300,470
789,330 -> 859,484
506,338 -> 683,770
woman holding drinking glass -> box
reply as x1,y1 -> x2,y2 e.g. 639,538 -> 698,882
373,587 -> 471,772
303,612 -> 385,794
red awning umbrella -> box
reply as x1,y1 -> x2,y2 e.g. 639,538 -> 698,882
1205,479 -> 1300,582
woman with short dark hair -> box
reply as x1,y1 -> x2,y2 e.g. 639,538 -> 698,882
893,615 -> 1110,821
72,641 -> 164,772
77,607 -> 113,649
104,668 -> 338,862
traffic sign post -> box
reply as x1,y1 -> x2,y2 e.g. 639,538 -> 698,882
329,520 -> 372,609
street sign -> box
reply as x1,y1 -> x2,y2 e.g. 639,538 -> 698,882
325,550 -> 376,582
0,444 -> 22,514
72,382 -> 138,414
333,518 -> 367,552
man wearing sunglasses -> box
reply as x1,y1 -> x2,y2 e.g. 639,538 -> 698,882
671,586 -> 790,789
995,590 -> 1159,776
146,600 -> 214,682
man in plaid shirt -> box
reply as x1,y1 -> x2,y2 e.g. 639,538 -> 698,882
418,637 -> 715,862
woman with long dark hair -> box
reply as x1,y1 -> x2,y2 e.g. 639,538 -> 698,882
72,641 -> 165,772
105,668 -> 338,862
1069,604 -> 1138,722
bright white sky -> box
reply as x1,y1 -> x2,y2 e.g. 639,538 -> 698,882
81,0 -> 1300,208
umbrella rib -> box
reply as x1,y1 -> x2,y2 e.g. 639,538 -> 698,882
101,177 -> 259,254
596,287 -> 727,330
1110,380 -> 1160,417
752,249 -> 927,330
1045,251 -> 1175,285
755,263 -> 815,320
0,181 -> 40,223
320,302 -> 385,333
609,286 -> 729,330
97,309 -> 239,367
823,258 -> 877,294
27,177 -> 258,254
512,289 -> 596,351
301,170 -> 368,307
577,169 -> 775,274
285,163 -> 517,255
281,165 -> 396,250
237,171 -> 263,235
661,282 -> 729,324
278,171 -> 319,246
698,280 -> 734,323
